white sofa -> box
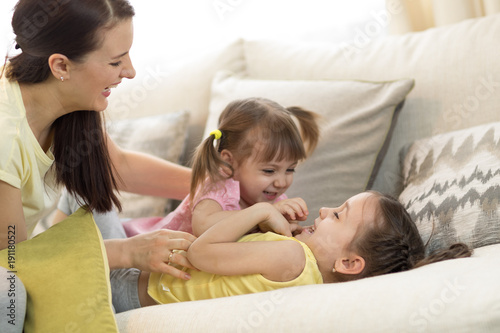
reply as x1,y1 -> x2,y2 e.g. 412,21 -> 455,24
108,14 -> 500,332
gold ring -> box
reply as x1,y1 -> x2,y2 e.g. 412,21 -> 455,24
167,251 -> 174,265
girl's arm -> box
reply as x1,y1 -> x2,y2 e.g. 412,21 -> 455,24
106,134 -> 191,200
192,197 -> 307,237
188,203 -> 305,282
0,181 -> 27,249
191,199 -> 240,237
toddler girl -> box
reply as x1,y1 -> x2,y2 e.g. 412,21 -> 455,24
138,191 -> 471,306
123,97 -> 320,237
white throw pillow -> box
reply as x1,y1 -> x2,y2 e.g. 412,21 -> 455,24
106,111 -> 190,218
206,71 -> 414,222
399,122 -> 500,255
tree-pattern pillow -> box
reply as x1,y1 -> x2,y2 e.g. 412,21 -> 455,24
399,122 -> 500,255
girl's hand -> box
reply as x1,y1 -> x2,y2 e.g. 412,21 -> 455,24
256,203 -> 302,237
273,197 -> 309,221
120,230 -> 197,280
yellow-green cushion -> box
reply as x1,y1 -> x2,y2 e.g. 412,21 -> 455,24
0,208 -> 118,332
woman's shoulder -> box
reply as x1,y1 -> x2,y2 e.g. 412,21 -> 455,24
0,72 -> 24,120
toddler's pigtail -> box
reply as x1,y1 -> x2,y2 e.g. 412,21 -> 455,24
287,106 -> 320,156
414,243 -> 472,269
189,131 -> 232,204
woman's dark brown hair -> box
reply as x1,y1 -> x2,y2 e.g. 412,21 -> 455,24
190,97 -> 320,203
4,0 -> 135,212
333,191 -> 472,282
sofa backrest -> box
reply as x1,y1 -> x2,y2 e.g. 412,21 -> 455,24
107,14 -> 499,200
242,14 -> 500,196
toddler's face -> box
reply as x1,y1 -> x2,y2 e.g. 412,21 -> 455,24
232,152 -> 297,209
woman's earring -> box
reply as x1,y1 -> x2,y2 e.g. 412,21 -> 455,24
332,267 -> 336,273
60,76 -> 64,82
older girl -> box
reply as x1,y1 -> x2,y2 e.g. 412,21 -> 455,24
139,191 -> 471,305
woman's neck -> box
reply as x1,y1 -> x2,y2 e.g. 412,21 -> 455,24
19,79 -> 67,151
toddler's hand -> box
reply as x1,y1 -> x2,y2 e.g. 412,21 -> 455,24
273,197 -> 309,221
257,203 -> 303,237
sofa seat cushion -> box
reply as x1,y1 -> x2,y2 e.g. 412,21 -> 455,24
116,243 -> 500,332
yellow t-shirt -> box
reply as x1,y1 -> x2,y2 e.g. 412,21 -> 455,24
148,232 -> 323,304
0,72 -> 56,237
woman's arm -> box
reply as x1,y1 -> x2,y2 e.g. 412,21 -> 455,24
0,181 -> 27,250
51,205 -> 197,280
188,203 -> 305,282
106,134 -> 191,200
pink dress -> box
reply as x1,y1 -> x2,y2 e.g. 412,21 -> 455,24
122,178 -> 287,237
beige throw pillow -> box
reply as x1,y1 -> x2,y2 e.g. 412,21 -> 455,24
206,71 -> 414,222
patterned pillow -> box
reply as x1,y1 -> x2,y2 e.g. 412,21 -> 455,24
107,111 -> 190,218
398,122 -> 500,255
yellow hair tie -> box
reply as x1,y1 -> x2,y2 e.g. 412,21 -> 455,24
209,129 -> 222,140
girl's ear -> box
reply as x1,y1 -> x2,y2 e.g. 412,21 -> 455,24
220,149 -> 234,165
48,53 -> 71,81
334,255 -> 365,275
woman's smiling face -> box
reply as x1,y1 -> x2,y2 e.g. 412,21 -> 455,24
65,18 -> 136,112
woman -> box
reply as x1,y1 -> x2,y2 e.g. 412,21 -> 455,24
0,0 -> 195,316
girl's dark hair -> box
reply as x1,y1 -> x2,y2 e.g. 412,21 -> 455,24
4,0 -> 135,212
334,191 -> 472,282
190,97 -> 320,202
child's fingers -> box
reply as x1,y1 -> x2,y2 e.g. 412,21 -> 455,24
282,205 -> 297,220
289,222 -> 303,234
282,199 -> 308,219
289,197 -> 309,216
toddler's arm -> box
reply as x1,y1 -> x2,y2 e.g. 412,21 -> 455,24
187,203 -> 305,282
191,199 -> 240,236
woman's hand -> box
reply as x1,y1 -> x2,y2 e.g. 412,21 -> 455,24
107,230 -> 197,280
272,197 -> 309,221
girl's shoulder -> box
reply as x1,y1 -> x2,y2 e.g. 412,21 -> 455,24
193,178 -> 241,211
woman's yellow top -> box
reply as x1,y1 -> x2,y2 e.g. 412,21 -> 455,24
0,70 -> 56,237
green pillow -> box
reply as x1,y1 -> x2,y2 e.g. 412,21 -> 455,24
0,208 -> 118,332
